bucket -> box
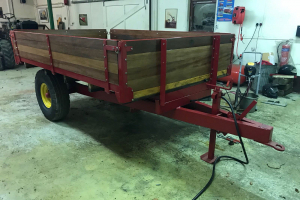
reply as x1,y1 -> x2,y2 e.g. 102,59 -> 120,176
238,93 -> 258,113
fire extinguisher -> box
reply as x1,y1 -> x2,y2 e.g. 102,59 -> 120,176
280,43 -> 291,66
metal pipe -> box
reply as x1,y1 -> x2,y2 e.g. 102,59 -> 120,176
47,0 -> 55,29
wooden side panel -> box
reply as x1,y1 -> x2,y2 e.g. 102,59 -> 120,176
19,29 -> 107,38
14,32 -> 119,84
111,29 -> 233,40
126,35 -> 233,99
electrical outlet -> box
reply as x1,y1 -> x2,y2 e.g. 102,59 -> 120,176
251,47 -> 256,52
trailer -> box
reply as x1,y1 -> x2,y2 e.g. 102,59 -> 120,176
10,29 -> 284,163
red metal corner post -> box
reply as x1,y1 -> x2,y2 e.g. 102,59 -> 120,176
10,31 -> 21,64
201,35 -> 222,163
209,36 -> 221,85
46,35 -> 54,74
160,39 -> 167,106
228,37 -> 235,75
200,88 -> 222,163
116,41 -> 134,104
103,40 -> 110,93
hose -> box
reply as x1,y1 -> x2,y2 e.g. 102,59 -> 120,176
192,96 -> 249,200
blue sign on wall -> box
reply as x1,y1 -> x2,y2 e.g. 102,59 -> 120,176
217,0 -> 235,22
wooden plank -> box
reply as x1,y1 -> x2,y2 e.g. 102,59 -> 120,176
20,29 -> 107,38
49,35 -> 104,49
15,32 -> 47,42
18,45 -> 49,58
18,44 -> 118,78
127,43 -> 232,89
52,51 -> 118,74
19,51 -> 50,65
53,60 -> 118,85
17,39 -> 48,50
51,43 -> 104,61
110,29 -> 233,40
133,69 -> 227,99
126,34 -> 233,55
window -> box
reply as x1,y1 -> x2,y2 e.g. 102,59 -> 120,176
189,0 -> 216,32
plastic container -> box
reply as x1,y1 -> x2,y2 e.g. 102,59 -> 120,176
239,93 -> 258,113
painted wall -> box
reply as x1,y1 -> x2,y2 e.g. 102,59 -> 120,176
214,0 -> 300,72
0,0 -> 35,25
152,0 -> 190,31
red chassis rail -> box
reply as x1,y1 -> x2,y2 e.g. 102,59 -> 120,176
73,82 -> 285,164
12,31 -> 285,164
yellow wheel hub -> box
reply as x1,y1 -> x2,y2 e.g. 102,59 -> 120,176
40,83 -> 51,108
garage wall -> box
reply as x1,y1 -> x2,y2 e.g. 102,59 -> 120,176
214,0 -> 300,73
35,0 -> 149,31
0,0 -> 35,25
151,0 -> 190,31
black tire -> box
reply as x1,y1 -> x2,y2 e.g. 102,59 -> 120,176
35,69 -> 70,121
0,56 -> 4,71
0,39 -> 15,69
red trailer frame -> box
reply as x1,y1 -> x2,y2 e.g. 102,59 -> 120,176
11,31 -> 285,163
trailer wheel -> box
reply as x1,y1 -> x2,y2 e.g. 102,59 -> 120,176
0,39 -> 15,69
35,69 -> 70,121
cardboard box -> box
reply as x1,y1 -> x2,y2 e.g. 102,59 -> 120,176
262,52 -> 275,65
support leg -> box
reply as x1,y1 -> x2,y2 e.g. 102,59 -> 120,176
200,129 -> 218,163
201,89 -> 221,164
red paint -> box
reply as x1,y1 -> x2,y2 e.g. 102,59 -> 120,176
160,39 -> 167,106
218,64 -> 246,84
232,7 -> 246,24
12,30 -> 285,161
103,40 -> 110,93
280,44 -> 291,67
46,35 -> 55,74
210,36 -> 221,85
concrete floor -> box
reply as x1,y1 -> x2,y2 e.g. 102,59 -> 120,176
0,65 -> 300,200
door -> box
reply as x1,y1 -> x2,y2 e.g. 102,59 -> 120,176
103,0 -> 150,34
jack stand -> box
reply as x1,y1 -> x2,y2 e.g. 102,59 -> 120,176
200,88 -> 222,164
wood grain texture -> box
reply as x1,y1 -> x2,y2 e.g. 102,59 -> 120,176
19,51 -> 50,65
18,45 -> 49,57
133,69 -> 227,99
126,34 -> 233,55
15,32 -> 47,42
20,29 -> 107,38
17,45 -> 118,74
49,35 -> 104,49
53,60 -> 118,84
17,39 -> 48,50
111,29 -> 233,40
127,43 -> 232,92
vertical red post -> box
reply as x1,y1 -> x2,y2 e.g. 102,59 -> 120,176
11,31 -> 20,64
228,37 -> 235,75
160,39 -> 167,106
209,36 -> 221,85
200,88 -> 222,163
46,35 -> 54,74
103,40 -> 110,93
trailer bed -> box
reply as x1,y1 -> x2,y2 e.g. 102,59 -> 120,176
11,29 -> 234,103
